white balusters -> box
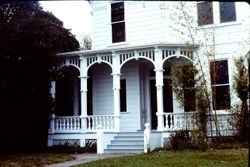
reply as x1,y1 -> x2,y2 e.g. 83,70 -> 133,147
163,112 -> 198,131
51,115 -> 115,133
53,116 -> 81,133
86,115 -> 114,132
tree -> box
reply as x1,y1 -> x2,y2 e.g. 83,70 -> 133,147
168,2 -> 249,142
232,56 -> 249,142
168,1 -> 215,139
80,34 -> 92,50
0,2 -> 79,152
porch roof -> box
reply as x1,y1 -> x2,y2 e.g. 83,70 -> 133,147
57,42 -> 199,57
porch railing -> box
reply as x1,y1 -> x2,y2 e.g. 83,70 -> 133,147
86,115 -> 114,131
54,116 -> 81,133
49,115 -> 115,133
163,112 -> 199,131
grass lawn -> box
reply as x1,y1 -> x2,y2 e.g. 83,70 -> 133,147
74,148 -> 248,167
0,153 -> 75,167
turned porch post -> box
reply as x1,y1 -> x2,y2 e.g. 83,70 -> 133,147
155,47 -> 164,131
112,52 -> 121,132
79,57 -> 88,132
48,81 -> 56,134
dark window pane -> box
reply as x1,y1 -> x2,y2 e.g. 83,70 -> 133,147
120,79 -> 127,112
212,85 -> 231,110
210,60 -> 229,85
220,2 -> 236,23
112,22 -> 125,43
111,2 -> 124,22
197,2 -> 213,26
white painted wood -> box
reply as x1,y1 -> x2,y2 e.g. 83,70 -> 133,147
120,60 -> 141,132
92,63 -> 113,115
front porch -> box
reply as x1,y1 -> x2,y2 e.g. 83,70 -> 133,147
48,43 -> 234,152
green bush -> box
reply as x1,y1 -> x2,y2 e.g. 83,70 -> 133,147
164,129 -> 208,151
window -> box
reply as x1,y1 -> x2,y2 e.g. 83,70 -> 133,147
197,2 -> 213,26
120,79 -> 127,112
111,2 -> 125,43
210,60 -> 231,110
219,2 -> 236,23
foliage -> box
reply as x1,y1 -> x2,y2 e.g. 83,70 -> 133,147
232,56 -> 249,142
168,1 -> 226,137
0,1 -> 79,152
0,153 -> 74,167
170,60 -> 209,135
80,34 -> 92,50
164,130 -> 209,151
75,149 -> 248,167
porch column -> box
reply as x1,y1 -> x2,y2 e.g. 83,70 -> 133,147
79,57 -> 88,132
49,81 -> 56,134
50,80 -> 56,113
155,47 -> 164,131
112,52 -> 120,132
50,80 -> 56,100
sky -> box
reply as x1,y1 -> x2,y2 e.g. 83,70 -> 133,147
40,0 -> 92,45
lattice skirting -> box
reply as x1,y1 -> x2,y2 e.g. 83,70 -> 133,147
53,139 -> 80,146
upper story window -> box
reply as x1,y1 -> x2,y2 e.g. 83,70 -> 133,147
219,2 -> 236,23
210,60 -> 231,110
197,1 -> 214,26
111,2 -> 126,43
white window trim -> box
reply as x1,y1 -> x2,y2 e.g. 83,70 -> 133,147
108,1 -> 127,46
210,59 -> 231,111
197,1 -> 239,29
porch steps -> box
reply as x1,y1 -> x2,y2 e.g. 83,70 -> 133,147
104,132 -> 144,154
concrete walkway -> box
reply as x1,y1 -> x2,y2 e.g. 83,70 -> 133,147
45,153 -> 134,167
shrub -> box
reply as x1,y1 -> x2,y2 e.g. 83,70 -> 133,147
164,129 -> 209,151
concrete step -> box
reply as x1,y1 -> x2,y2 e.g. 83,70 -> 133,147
104,148 -> 144,154
114,136 -> 144,140
107,144 -> 144,149
104,132 -> 144,154
117,132 -> 144,137
111,140 -> 144,145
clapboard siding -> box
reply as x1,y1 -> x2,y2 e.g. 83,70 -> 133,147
90,1 -> 169,49
91,1 -> 109,50
120,60 -> 141,132
92,64 -> 113,115
90,1 -> 249,52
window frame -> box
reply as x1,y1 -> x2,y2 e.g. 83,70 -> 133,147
111,1 -> 126,43
197,1 -> 214,26
219,2 -> 236,23
210,60 -> 231,110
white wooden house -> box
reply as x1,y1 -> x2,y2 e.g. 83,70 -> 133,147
48,1 -> 250,153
